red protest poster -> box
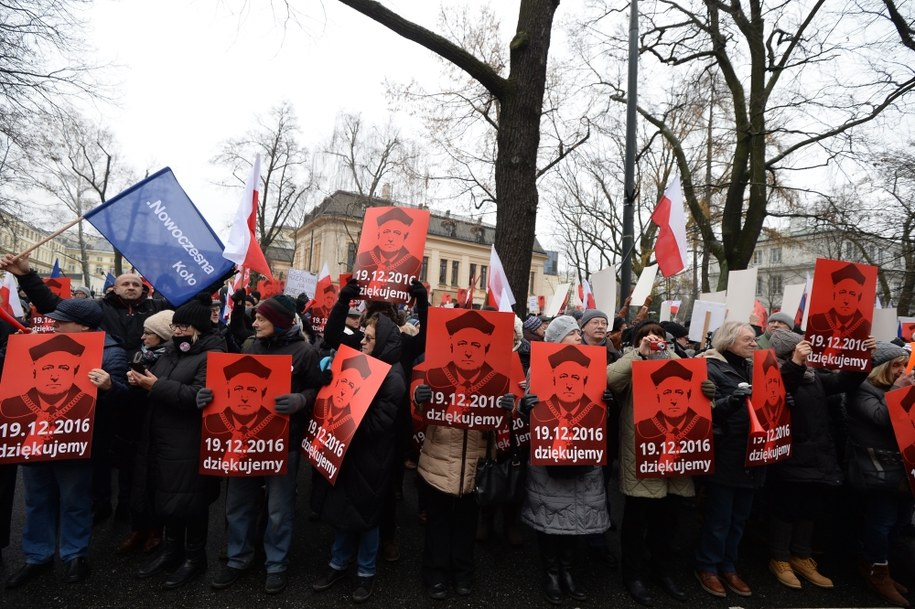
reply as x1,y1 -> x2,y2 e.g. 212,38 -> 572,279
309,278 -> 338,336
804,258 -> 877,372
410,361 -> 430,454
44,277 -> 71,299
901,321 -> 915,343
352,206 -> 429,304
632,358 -> 714,478
302,345 -> 391,485
0,332 -> 104,464
885,386 -> 915,495
29,306 -> 56,334
500,351 -> 530,452
745,350 -> 792,466
529,342 -> 607,466
199,353 -> 292,476
418,308 -> 514,431
257,278 -> 285,299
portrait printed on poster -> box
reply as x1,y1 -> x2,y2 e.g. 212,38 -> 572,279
352,206 -> 430,304
746,350 -> 792,466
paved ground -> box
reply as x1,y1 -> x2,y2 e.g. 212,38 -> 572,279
0,463 -> 912,609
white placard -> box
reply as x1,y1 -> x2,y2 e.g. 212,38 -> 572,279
590,267 -> 617,313
284,268 -> 313,298
659,300 -> 672,322
545,283 -> 570,318
688,300 -> 728,343
631,264 -> 658,307
527,295 -> 540,314
872,308 -> 899,342
700,290 -> 727,303
779,283 -> 805,323
725,268 -> 758,323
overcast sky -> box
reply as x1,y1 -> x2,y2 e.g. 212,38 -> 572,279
85,0 -> 522,240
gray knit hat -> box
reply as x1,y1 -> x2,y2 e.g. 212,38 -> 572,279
143,310 -> 175,341
873,342 -> 908,367
768,328 -> 802,360
545,315 -> 580,343
579,309 -> 608,328
768,312 -> 795,327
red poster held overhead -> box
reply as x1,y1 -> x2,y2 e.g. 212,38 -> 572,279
351,206 -> 429,304
745,350 -> 792,466
199,353 -> 292,476
302,345 -> 391,485
884,385 -> 915,495
418,308 -> 514,431
44,277 -> 71,299
804,258 -> 877,372
309,279 -> 338,336
257,278 -> 285,299
499,351 -> 530,452
528,342 -> 607,467
0,332 -> 104,464
632,358 -> 714,478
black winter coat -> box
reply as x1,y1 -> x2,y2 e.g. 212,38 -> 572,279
310,315 -> 404,531
132,332 -> 225,520
845,380 -> 909,493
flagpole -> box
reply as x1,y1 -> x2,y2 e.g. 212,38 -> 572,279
11,216 -> 84,260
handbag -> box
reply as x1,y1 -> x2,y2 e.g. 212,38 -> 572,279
473,426 -> 521,507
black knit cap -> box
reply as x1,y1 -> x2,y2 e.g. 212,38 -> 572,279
256,295 -> 298,331
172,292 -> 213,333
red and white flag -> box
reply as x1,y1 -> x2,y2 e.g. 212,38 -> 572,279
650,175 -> 688,277
580,279 -> 597,310
795,272 -> 812,330
1,272 -> 24,319
221,267 -> 250,323
223,154 -> 273,280
487,246 -> 515,312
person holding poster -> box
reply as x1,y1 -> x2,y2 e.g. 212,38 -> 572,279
3,299 -> 127,589
845,342 -> 914,608
518,316 -> 610,605
200,295 -> 321,595
310,314 -> 404,603
129,293 -> 224,590
805,261 -> 875,371
352,206 -> 426,303
608,320 -> 715,606
765,328 -> 871,591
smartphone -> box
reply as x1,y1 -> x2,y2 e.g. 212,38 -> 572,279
129,362 -> 148,374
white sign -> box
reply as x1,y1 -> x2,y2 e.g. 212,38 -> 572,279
688,300 -> 727,343
284,268 -> 314,298
590,267 -> 617,313
631,264 -> 658,307
725,268 -> 758,323
545,283 -> 570,318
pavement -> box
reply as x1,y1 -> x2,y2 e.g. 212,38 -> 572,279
0,463 -> 912,609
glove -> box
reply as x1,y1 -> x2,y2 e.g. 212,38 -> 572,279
318,369 -> 333,387
196,387 -> 214,410
274,393 -> 306,414
498,393 -> 515,411
414,384 -> 432,404
409,279 -> 428,304
519,394 -> 539,422
701,380 -> 717,400
602,390 -> 615,407
729,383 -> 752,405
338,279 -> 361,304
231,288 -> 246,305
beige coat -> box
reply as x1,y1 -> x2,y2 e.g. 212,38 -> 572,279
607,349 -> 695,499
418,424 -> 488,497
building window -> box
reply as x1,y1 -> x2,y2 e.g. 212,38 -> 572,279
769,247 -> 781,264
753,250 -> 761,265
439,259 -> 448,285
420,256 -> 428,282
530,272 -> 535,294
346,243 -> 356,270
769,274 -> 783,295
480,265 -> 487,289
469,263 -> 477,286
451,261 -> 459,287
757,276 -> 764,295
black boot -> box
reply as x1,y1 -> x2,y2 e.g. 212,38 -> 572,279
539,533 -> 562,605
559,536 -> 587,601
137,528 -> 183,579
163,522 -> 207,590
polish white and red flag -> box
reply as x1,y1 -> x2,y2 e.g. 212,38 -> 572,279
223,153 -> 273,280
579,279 -> 597,310
487,245 -> 516,313
650,175 -> 688,277
1,272 -> 24,319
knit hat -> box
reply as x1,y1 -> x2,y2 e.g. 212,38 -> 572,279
873,341 -> 908,367
143,310 -> 175,341
768,312 -> 794,327
46,299 -> 103,328
522,315 -> 543,333
256,295 -> 299,331
768,328 -> 802,360
71,286 -> 92,299
661,321 -> 689,339
579,309 -> 608,328
172,292 -> 214,333
544,315 -> 580,343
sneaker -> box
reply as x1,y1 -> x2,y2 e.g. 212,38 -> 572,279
211,565 -> 246,590
353,576 -> 374,603
789,556 -> 834,589
313,567 -> 347,592
769,560 -> 801,589
382,540 -> 400,562
265,571 -> 288,595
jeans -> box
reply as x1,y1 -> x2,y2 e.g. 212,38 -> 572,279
329,527 -> 380,578
695,483 -> 755,573
859,491 -> 915,564
21,461 -> 93,564
225,450 -> 299,573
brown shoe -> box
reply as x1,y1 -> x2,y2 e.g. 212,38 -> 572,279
789,556 -> 833,589
695,571 -> 726,598
864,562 -> 910,607
116,531 -> 148,555
720,572 -> 752,597
769,560 -> 802,589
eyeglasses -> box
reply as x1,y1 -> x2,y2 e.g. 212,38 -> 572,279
141,330 -> 156,336
169,323 -> 192,331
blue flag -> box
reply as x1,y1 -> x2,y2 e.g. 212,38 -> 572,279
84,168 -> 234,306
103,272 -> 116,292
50,258 -> 62,278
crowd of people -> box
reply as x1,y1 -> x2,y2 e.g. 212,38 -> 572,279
0,254 -> 913,607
